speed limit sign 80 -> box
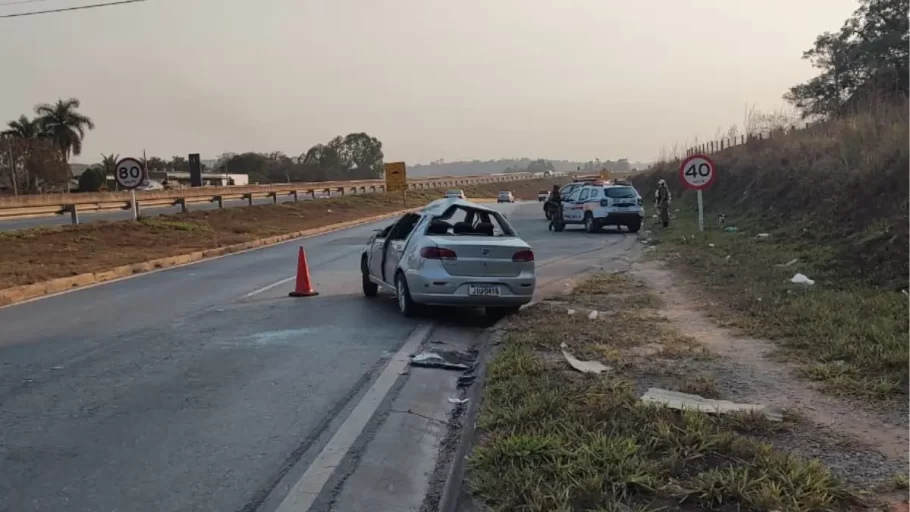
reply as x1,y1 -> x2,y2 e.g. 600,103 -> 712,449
678,154 -> 717,190
115,157 -> 146,190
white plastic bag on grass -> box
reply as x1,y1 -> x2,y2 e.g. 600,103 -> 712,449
790,273 -> 815,286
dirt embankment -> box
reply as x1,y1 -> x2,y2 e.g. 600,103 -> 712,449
0,179 -> 563,290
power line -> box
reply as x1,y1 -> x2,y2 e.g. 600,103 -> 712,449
0,0 -> 147,18
0,0 -> 57,7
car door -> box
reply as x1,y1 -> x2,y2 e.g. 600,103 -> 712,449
562,188 -> 582,221
381,213 -> 422,282
367,222 -> 395,280
569,188 -> 589,221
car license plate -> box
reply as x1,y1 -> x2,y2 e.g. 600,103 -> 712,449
469,285 -> 500,297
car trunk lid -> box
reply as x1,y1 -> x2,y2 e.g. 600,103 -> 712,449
424,236 -> 529,277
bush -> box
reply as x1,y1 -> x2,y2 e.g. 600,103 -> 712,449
78,167 -> 107,192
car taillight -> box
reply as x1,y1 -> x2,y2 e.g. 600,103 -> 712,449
420,247 -> 457,260
600,198 -> 609,207
512,249 -> 534,262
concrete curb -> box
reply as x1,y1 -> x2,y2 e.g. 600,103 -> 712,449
0,197 -> 504,308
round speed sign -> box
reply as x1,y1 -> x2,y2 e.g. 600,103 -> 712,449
679,154 -> 717,190
115,157 -> 146,190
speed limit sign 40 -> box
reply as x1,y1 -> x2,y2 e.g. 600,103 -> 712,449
115,157 -> 146,190
679,154 -> 717,190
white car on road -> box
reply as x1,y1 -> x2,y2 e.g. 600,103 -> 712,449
360,198 -> 535,318
497,191 -> 515,203
444,189 -> 466,200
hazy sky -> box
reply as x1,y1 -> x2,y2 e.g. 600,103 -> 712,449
1,0 -> 858,165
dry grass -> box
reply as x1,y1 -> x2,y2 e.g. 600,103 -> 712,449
469,273 -> 862,512
0,179 -> 561,289
634,100 -> 909,400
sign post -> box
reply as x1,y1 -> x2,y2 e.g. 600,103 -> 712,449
384,161 -> 408,206
678,154 -> 717,232
115,157 -> 145,221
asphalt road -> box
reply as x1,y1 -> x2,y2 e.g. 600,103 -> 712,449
0,193 -> 340,232
0,201 -> 639,512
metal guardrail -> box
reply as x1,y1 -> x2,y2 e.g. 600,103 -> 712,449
0,172 -> 560,224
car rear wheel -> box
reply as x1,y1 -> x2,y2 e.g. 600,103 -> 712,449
395,273 -> 418,317
627,220 -> 642,233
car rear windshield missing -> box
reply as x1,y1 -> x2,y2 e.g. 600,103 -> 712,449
604,186 -> 638,199
425,205 -> 515,237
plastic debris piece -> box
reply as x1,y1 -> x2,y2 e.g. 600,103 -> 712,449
412,352 -> 444,363
756,233 -> 770,238
587,310 -> 598,320
790,273 -> 815,286
567,309 -> 576,315
724,227 -> 738,233
776,258 -> 799,267
640,388 -> 782,421
410,351 -> 471,371
708,243 -> 715,247
448,397 -> 469,404
725,255 -> 731,260
561,348 -> 611,375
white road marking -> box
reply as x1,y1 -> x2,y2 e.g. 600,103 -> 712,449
242,276 -> 296,298
274,323 -> 434,512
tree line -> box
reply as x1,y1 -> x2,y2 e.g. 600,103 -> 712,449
1,100 -> 385,194
785,0 -> 908,116
1,98 -> 94,194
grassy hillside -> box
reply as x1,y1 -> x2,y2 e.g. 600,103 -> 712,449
641,99 -> 908,288
636,99 -> 908,399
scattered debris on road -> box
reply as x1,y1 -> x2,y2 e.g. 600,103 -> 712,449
410,351 -> 472,371
640,387 -> 783,421
447,397 -> 469,404
587,310 -> 598,320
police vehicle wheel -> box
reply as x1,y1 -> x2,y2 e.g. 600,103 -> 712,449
395,272 -> 418,317
627,220 -> 642,233
584,214 -> 599,233
553,221 -> 565,232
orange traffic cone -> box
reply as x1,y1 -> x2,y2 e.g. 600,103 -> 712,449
289,247 -> 319,297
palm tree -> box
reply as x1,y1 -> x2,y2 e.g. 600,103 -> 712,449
3,115 -> 41,139
2,115 -> 44,195
34,98 -> 95,193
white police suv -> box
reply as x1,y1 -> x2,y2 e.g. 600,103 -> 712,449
557,180 -> 644,233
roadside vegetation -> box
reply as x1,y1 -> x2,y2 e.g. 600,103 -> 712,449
633,0 -> 908,401
0,179 -> 559,290
468,273 -> 875,512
